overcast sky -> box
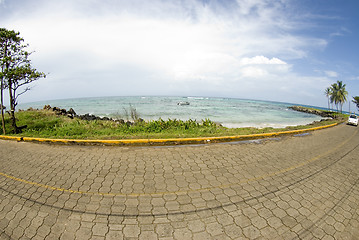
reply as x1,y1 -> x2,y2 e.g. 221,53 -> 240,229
1,0 -> 359,110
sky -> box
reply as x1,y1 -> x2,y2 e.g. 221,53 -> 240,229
1,0 -> 359,111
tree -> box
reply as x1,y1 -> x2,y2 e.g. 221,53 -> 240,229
353,96 -> 359,112
329,82 -> 339,112
0,29 -> 16,134
329,80 -> 348,113
324,87 -> 332,111
0,28 -> 45,133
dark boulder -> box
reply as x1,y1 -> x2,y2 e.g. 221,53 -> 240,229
68,108 -> 76,116
115,119 -> 125,124
80,113 -> 98,121
52,107 -> 61,112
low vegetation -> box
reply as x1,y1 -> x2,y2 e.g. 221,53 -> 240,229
1,106 -> 345,140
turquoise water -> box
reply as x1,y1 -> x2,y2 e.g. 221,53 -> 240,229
18,96 -> 324,128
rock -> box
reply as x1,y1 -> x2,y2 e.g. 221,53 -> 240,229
115,119 -> 125,124
288,106 -> 335,119
80,113 -> 98,121
18,125 -> 27,130
47,105 -> 132,123
68,108 -> 76,116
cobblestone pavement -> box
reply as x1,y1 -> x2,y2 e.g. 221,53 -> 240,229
0,124 -> 358,239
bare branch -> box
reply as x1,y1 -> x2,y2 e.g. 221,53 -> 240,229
16,86 -> 31,99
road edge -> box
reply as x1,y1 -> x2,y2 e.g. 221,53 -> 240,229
0,122 -> 339,146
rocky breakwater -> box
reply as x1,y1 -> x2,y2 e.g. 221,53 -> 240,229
288,106 -> 338,119
43,105 -> 77,119
43,105 -> 143,125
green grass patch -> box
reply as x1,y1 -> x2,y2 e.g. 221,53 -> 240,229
2,107 -> 344,140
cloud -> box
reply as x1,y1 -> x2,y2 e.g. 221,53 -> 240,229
0,0 -> 333,105
330,27 -> 351,37
325,71 -> 338,78
237,56 -> 290,78
240,56 -> 287,65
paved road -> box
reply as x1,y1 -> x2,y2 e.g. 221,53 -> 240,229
0,124 -> 358,239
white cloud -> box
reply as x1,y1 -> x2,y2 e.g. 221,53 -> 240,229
241,66 -> 268,78
0,0 -> 334,105
240,56 -> 287,65
325,71 -> 338,78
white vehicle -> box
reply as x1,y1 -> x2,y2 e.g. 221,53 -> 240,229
348,115 -> 358,126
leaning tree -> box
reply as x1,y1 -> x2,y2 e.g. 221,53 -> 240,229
0,28 -> 45,133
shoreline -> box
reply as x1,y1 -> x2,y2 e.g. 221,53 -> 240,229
0,105 -> 345,145
24,104 -> 326,129
16,97 -> 324,128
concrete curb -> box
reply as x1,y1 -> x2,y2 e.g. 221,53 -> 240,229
0,122 -> 339,146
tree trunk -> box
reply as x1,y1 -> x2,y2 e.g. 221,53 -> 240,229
8,85 -> 20,133
1,42 -> 7,135
0,78 -> 5,135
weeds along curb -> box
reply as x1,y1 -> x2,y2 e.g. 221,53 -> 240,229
0,122 -> 340,146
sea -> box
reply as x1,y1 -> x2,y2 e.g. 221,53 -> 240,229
17,96 -> 324,128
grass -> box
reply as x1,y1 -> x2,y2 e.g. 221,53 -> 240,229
1,108 -> 345,140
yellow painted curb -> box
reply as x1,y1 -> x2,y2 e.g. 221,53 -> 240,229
0,122 -> 339,146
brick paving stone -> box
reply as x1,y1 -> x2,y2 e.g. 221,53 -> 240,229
92,222 -> 109,236
155,223 -> 173,238
105,229 -> 124,240
173,227 -> 192,239
206,221 -> 224,236
0,124 -> 358,239
122,225 -> 140,238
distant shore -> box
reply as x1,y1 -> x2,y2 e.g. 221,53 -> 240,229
288,106 -> 340,119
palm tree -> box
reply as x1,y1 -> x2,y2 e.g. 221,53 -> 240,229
324,87 -> 331,111
353,96 -> 359,112
330,80 -> 348,113
330,83 -> 338,112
